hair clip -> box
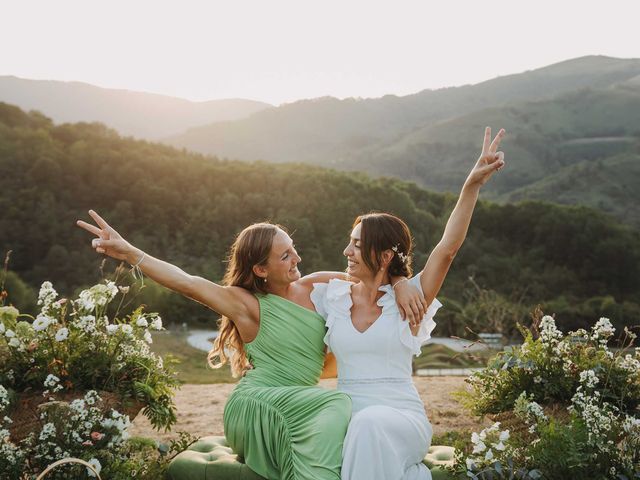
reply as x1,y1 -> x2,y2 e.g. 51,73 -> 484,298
391,244 -> 409,264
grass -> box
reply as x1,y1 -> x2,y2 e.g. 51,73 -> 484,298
413,344 -> 494,371
150,331 -> 236,384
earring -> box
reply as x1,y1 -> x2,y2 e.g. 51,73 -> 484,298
264,277 -> 268,283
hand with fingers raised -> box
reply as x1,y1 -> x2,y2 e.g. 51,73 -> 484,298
76,210 -> 141,265
465,127 -> 506,187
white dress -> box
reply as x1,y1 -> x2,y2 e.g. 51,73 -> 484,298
311,274 -> 442,480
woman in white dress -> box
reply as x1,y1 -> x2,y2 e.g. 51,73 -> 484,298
311,127 -> 506,480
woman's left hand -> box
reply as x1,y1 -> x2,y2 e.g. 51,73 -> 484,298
394,280 -> 428,327
465,127 -> 506,187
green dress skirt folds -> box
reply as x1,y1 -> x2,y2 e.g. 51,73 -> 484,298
223,294 -> 352,480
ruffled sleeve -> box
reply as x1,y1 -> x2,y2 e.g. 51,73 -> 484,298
311,279 -> 353,351
310,282 -> 328,319
397,274 -> 442,356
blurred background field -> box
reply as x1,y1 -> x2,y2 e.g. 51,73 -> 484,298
150,330 -> 495,385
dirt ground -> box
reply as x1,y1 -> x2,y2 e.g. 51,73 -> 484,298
130,377 -> 490,442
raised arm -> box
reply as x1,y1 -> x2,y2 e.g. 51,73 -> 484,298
419,127 -> 506,304
76,210 -> 254,322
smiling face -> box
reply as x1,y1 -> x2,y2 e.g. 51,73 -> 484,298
344,213 -> 414,281
254,228 -> 301,286
343,222 -> 368,280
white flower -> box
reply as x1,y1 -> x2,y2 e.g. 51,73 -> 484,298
55,327 -> 69,342
33,314 -> 56,332
150,316 -> 163,331
84,390 -> 100,405
87,458 -> 102,478
539,315 -> 563,344
118,286 -> 130,294
76,290 -> 96,312
591,317 -> 615,345
44,374 -> 60,389
579,370 -> 599,389
121,324 -> 133,335
494,441 -> 506,451
106,281 -> 118,298
465,457 -> 476,471
144,330 -> 153,344
472,440 -> 486,454
8,338 -> 20,348
484,448 -> 494,461
0,385 -> 10,411
37,281 -> 58,307
0,322 -> 4,334
136,317 -> 149,328
499,430 -> 510,442
624,326 -> 637,340
106,324 -> 118,335
4,329 -> 15,338
76,315 -> 97,333
39,422 -> 56,440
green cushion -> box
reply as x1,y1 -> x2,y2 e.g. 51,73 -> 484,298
168,436 -> 457,480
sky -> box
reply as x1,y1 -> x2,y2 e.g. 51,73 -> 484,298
2,0 -> 639,106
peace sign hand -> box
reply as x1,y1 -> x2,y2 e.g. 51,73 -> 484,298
466,127 -> 506,187
76,210 -> 135,262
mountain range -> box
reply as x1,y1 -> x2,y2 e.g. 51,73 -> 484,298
2,56 -> 639,227
0,76 -> 272,139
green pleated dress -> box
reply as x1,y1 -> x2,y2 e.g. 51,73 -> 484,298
223,293 -> 352,480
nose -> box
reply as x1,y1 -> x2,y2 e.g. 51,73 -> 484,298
343,244 -> 352,257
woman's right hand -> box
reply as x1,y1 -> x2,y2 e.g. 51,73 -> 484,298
76,210 -> 137,263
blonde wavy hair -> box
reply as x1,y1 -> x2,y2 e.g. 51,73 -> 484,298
207,222 -> 282,377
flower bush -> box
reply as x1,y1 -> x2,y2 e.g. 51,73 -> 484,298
0,277 -> 183,478
1,279 -> 178,430
452,313 -> 640,479
0,388 -> 196,478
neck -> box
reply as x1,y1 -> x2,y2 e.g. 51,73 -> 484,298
264,281 -> 293,299
354,270 -> 390,304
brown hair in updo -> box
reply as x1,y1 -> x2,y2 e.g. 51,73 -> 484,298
353,212 -> 413,277
208,222 -> 285,377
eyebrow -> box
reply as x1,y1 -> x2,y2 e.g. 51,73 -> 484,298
278,242 -> 295,258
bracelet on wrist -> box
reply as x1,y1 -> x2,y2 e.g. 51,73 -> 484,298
131,251 -> 146,267
130,251 -> 146,285
392,277 -> 408,289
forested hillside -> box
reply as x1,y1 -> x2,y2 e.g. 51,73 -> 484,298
357,87 -> 640,225
2,103 -> 639,337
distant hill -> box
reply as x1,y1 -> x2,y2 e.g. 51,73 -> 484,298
0,76 -> 272,139
354,85 -> 640,225
165,56 -> 640,164
499,153 -> 640,226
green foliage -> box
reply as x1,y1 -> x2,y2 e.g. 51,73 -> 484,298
454,313 -> 640,479
0,276 -> 179,432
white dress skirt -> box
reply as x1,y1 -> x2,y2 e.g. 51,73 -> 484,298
311,274 -> 442,480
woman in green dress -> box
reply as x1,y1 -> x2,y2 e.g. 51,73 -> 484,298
77,214 -> 426,479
